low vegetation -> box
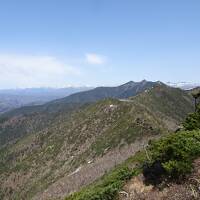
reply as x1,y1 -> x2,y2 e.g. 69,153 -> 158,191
143,130 -> 200,185
65,167 -> 134,200
65,152 -> 145,200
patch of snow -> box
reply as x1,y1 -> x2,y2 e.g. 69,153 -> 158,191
68,166 -> 82,176
87,160 -> 93,164
119,99 -> 133,102
109,104 -> 118,108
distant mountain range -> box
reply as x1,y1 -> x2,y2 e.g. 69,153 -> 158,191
0,87 -> 92,114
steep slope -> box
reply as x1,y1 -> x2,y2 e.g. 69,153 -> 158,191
0,84 -> 194,200
0,102 -> 83,147
66,106 -> 200,200
72,131 -> 200,200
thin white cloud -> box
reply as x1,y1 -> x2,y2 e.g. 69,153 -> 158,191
0,54 -> 80,88
85,53 -> 106,65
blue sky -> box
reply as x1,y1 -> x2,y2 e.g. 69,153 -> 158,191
0,0 -> 200,88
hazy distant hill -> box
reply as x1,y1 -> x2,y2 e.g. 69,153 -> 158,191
0,87 -> 92,114
0,82 -> 194,200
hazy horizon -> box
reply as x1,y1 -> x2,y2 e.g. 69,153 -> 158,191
0,80 -> 199,90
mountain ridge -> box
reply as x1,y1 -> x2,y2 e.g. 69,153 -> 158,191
0,82 -> 194,200
49,80 -> 158,104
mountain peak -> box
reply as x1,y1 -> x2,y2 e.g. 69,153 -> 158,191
156,81 -> 166,86
123,81 -> 136,85
122,80 -> 149,87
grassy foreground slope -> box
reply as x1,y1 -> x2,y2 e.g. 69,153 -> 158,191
0,84 -> 194,200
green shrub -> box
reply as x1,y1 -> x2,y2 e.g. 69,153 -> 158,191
143,130 -> 200,183
183,105 -> 200,130
143,104 -> 200,184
